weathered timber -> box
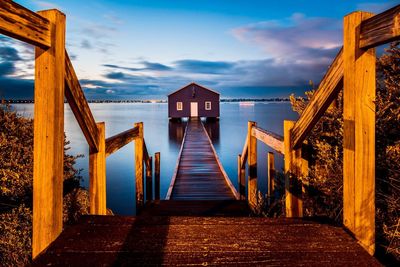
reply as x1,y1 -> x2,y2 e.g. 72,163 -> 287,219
251,126 -> 284,154
343,11 -> 376,255
154,152 -> 160,200
237,154 -> 246,200
284,120 -> 308,218
32,212 -> 380,266
240,135 -> 248,168
89,122 -> 107,215
135,122 -> 144,213
32,10 -> 65,259
146,156 -> 153,201
105,126 -> 139,156
247,121 -> 257,209
65,53 -> 100,152
291,49 -> 343,149
0,0 -> 51,48
170,119 -> 237,200
267,152 -> 275,204
359,4 -> 400,49
143,140 -> 151,169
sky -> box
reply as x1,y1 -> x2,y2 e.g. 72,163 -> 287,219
0,0 -> 398,100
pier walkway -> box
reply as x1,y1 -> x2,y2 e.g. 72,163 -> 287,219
166,119 -> 238,200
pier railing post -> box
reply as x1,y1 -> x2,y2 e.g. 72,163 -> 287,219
146,156 -> 153,201
155,152 -> 160,200
343,11 -> 375,255
284,120 -> 307,217
238,154 -> 245,200
135,122 -> 144,213
247,121 -> 257,209
89,122 -> 106,215
267,152 -> 275,205
32,9 -> 65,259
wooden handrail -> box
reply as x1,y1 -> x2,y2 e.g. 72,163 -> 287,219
239,135 -> 248,168
251,126 -> 284,155
291,48 -> 343,150
0,0 -> 51,48
105,126 -> 139,156
143,140 -> 151,170
359,5 -> 400,49
65,52 -> 100,152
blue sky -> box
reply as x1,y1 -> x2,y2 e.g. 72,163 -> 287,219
0,0 -> 398,99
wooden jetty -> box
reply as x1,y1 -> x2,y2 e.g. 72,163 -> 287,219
0,1 -> 399,265
166,119 -> 238,200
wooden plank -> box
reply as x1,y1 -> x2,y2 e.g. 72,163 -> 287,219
89,122 -> 106,215
251,126 -> 284,154
202,122 -> 239,200
105,126 -> 139,156
237,154 -> 245,200
165,123 -> 188,200
240,136 -> 248,168
267,152 -> 275,204
284,121 -> 305,218
32,10 -> 65,259
146,156 -> 153,201
135,122 -> 144,213
359,5 -> 400,49
247,121 -> 257,210
154,152 -> 160,200
0,0 -> 51,48
291,49 -> 343,149
343,11 -> 376,255
65,53 -> 100,152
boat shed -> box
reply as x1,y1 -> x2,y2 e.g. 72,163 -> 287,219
168,82 -> 220,119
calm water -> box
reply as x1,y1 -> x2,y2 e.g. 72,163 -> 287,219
13,102 -> 297,215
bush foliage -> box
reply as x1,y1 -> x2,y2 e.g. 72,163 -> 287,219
0,106 -> 89,266
290,42 -> 400,261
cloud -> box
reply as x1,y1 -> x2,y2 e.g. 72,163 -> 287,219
81,39 -> 93,50
356,1 -> 398,13
0,46 -> 22,61
174,60 -> 234,74
103,61 -> 172,72
105,72 -> 126,79
231,13 -> 342,64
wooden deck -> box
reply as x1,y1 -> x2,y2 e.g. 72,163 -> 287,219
166,119 -> 238,200
32,201 -> 381,266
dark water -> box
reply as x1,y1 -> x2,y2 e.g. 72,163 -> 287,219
13,102 -> 297,215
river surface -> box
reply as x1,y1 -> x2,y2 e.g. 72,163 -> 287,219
13,102 -> 298,215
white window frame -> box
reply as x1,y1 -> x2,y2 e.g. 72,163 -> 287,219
205,101 -> 211,110
176,101 -> 183,111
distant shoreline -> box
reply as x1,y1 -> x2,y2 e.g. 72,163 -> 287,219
2,98 -> 292,104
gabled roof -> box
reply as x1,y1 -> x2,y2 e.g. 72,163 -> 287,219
167,82 -> 220,97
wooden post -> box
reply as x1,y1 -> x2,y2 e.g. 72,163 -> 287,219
284,120 -> 307,217
135,122 -> 144,213
89,122 -> 106,215
32,9 -> 65,259
155,152 -> 160,200
146,156 -> 153,201
343,11 -> 376,255
237,154 -> 245,200
267,152 -> 275,205
247,121 -> 257,209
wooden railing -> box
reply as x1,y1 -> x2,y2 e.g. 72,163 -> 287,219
0,0 -> 160,258
238,4 -> 400,256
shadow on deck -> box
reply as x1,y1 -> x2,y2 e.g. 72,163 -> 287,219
32,200 -> 380,266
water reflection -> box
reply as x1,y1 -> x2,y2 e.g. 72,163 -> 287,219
168,120 -> 187,146
202,118 -> 220,145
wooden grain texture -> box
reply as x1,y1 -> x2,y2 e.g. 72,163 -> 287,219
343,11 -> 376,255
291,49 -> 343,150
267,152 -> 275,204
252,126 -> 284,154
240,135 -> 248,168
247,121 -> 257,210
105,126 -> 139,156
32,10 -> 65,259
89,122 -> 107,215
134,122 -> 144,213
32,211 -> 380,266
0,0 -> 51,48
146,156 -> 153,201
359,4 -> 400,49
65,53 -> 100,152
237,154 -> 245,200
154,152 -> 160,200
170,119 -> 236,200
284,121 -> 306,218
